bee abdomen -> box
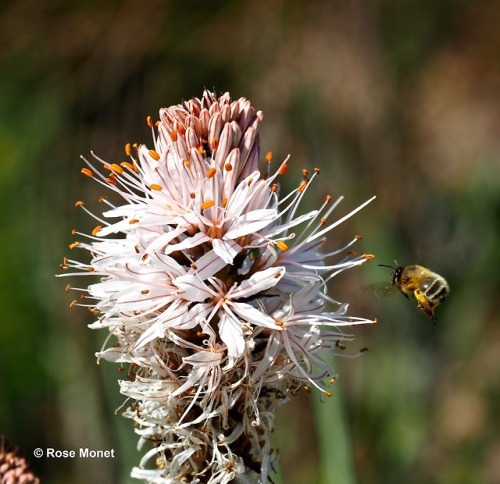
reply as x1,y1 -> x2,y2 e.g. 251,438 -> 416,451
423,278 -> 449,303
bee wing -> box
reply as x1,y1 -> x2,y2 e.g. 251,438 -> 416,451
365,282 -> 399,298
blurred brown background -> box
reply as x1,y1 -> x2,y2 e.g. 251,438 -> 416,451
1,0 -> 499,482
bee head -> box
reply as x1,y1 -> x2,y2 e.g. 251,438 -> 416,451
378,262 -> 403,286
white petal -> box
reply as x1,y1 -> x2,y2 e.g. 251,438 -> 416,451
231,266 -> 285,298
174,274 -> 212,302
264,210 -> 318,237
230,302 -> 278,329
189,249 -> 228,279
165,232 -> 211,254
183,350 -> 223,367
134,321 -> 166,348
212,239 -> 241,264
224,209 -> 277,239
219,313 -> 245,363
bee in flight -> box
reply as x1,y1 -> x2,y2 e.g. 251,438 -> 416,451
378,263 -> 449,321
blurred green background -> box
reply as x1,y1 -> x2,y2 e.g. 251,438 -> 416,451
1,1 -> 499,483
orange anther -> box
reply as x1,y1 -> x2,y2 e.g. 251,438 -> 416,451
211,138 -> 219,150
265,151 -> 273,163
129,219 -> 139,224
206,167 -> 217,178
120,162 -> 135,171
224,163 -> 232,171
146,116 -> 153,128
125,143 -> 132,156
325,195 -> 332,202
201,200 -> 215,210
278,164 -> 288,175
324,391 -> 333,397
170,129 -> 178,142
184,159 -> 191,167
149,184 -> 162,191
65,284 -> 71,292
363,253 -> 375,260
81,168 -> 93,177
148,150 -> 160,161
92,226 -> 102,236
297,180 -> 307,192
71,228 -> 77,235
69,242 -> 80,250
111,164 -> 123,174
354,234 -> 363,239
221,198 -> 228,208
141,289 -> 150,294
276,241 -> 289,252
275,320 -> 284,327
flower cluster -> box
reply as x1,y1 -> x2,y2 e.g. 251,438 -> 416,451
60,91 -> 376,483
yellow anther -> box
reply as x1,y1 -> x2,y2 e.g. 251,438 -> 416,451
69,242 -> 80,249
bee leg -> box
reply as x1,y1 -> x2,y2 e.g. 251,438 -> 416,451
414,290 -> 435,321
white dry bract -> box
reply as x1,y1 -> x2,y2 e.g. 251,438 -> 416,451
61,91 -> 376,483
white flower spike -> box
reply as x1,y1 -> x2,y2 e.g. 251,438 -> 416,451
59,90 -> 376,483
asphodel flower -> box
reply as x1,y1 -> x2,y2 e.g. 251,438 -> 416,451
60,90 -> 376,483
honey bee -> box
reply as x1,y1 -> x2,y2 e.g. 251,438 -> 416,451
378,263 -> 449,321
